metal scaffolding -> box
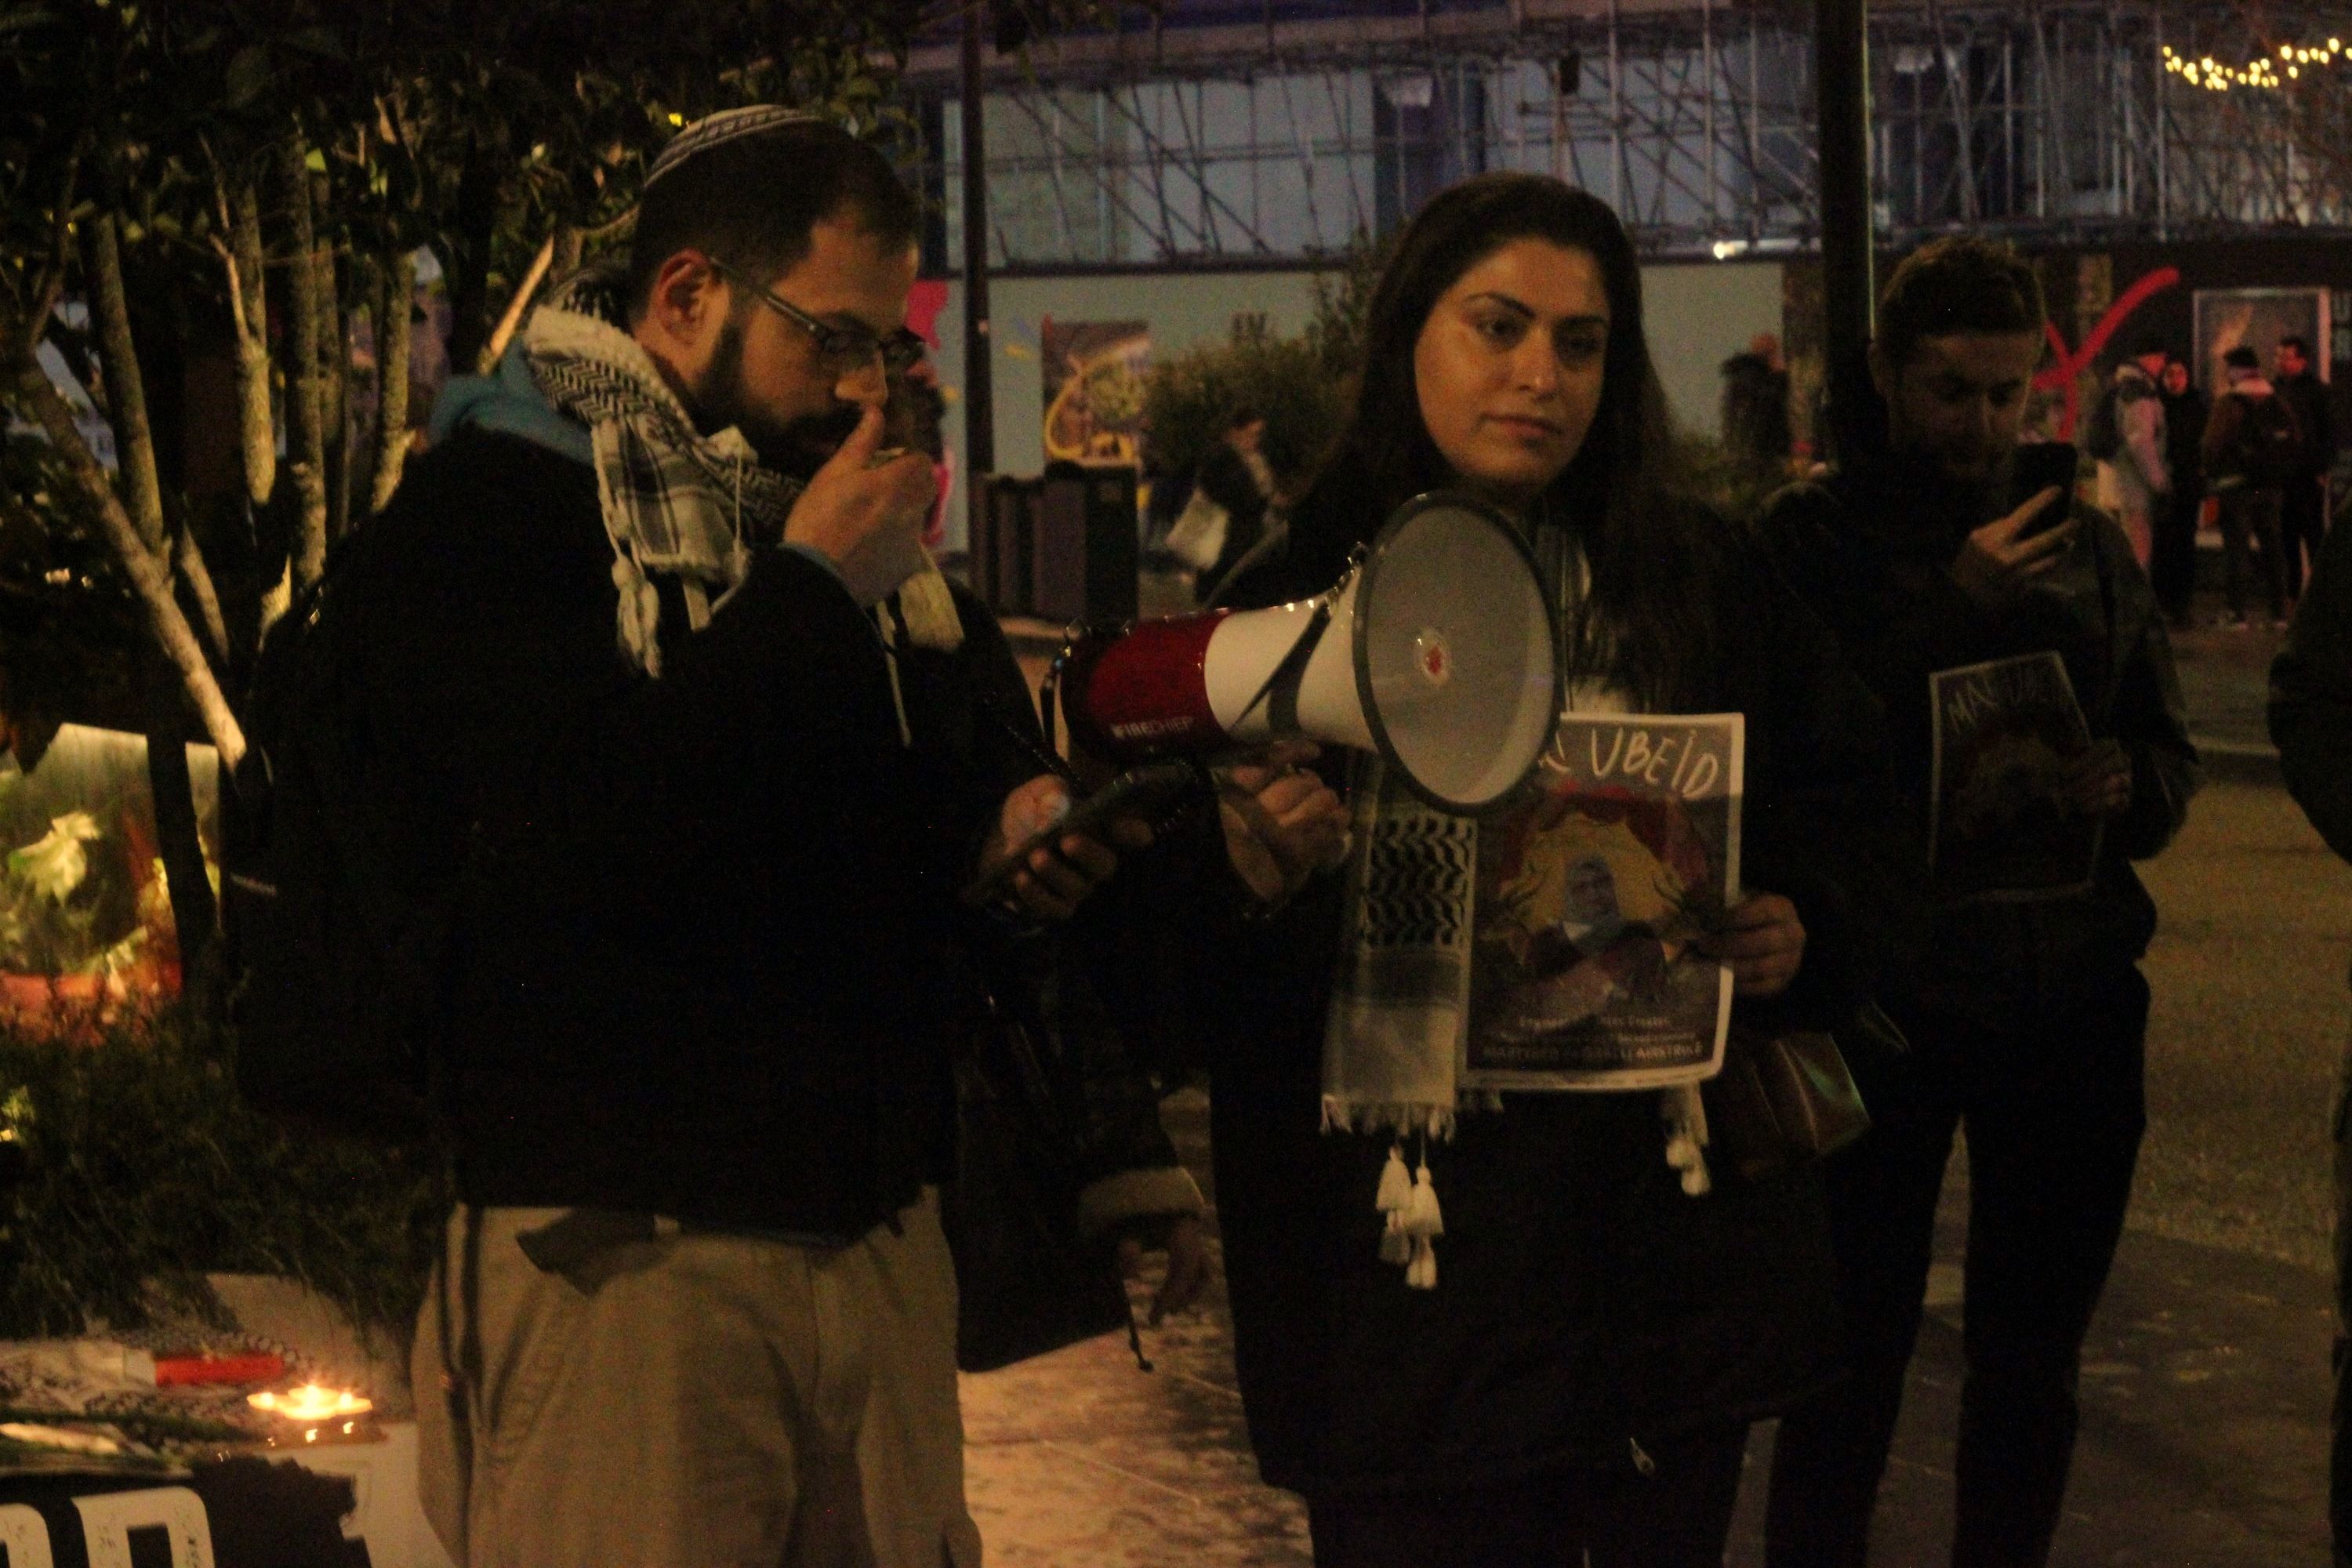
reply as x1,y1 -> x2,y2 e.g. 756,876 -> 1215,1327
898,0 -> 2352,267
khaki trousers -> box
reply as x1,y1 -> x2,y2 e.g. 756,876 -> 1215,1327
412,1189 -> 982,1568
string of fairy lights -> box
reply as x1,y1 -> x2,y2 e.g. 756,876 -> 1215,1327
2163,35 -> 2347,92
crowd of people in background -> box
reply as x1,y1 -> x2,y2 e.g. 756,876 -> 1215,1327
2089,332 -> 2337,633
1159,308 -> 2344,643
1685,322 -> 2339,640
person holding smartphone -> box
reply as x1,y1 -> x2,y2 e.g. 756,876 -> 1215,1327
377,111 -> 1203,1568
1755,236 -> 2200,1568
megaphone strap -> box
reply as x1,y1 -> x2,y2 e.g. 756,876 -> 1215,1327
1231,595 -> 1337,735
975,684 -> 1077,789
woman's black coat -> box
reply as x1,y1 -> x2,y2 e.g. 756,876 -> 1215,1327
1131,497 -> 1892,1497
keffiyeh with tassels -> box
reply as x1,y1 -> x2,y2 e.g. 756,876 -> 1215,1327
1317,525 -> 1716,1290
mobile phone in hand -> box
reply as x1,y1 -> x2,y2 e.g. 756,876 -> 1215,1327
2008,442 -> 2080,538
963,760 -> 1200,904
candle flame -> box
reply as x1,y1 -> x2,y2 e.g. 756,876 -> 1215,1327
248,1384 -> 372,1422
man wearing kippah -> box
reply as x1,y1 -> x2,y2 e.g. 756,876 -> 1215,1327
354,107 -> 1202,1566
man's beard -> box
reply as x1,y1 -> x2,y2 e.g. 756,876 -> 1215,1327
691,318 -> 863,481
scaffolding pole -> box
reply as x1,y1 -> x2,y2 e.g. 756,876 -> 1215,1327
909,1 -> 2352,268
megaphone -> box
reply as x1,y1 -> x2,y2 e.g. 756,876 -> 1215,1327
1058,492 -> 1563,813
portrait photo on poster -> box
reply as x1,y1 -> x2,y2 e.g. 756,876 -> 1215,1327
1929,651 -> 2103,903
1462,713 -> 1744,1092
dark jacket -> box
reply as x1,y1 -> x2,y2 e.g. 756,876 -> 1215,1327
889,587 -> 1202,1234
2277,368 -> 2337,481
354,428 -> 967,1240
2271,506 -> 2352,865
2202,377 -> 2299,492
2161,385 -> 2209,503
357,423 -> 1192,1243
1756,448 -> 2199,1033
1140,498 -> 1888,1496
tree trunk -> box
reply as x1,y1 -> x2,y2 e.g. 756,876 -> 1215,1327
280,140 -> 328,592
369,247 -> 416,514
224,173 -> 276,511
81,212 -> 167,555
477,234 -> 555,374
320,260 -> 351,547
9,359 -> 247,768
314,170 -> 351,549
176,529 -> 232,668
257,561 -> 293,639
143,644 -> 218,1002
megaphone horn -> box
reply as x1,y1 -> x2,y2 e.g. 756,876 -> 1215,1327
1058,492 -> 1563,814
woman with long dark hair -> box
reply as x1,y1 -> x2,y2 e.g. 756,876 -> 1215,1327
1181,172 -> 1888,1566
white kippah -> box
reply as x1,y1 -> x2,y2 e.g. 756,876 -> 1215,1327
645,106 -> 827,189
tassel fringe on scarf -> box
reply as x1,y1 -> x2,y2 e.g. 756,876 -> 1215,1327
1321,755 -> 1716,1290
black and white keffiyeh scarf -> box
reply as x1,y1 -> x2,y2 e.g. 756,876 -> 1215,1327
521,269 -> 961,677
1319,526 -> 1713,1290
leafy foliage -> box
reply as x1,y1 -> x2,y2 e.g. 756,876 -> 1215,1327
0,0 -> 964,737
1304,230 -> 1389,383
0,1010 -> 443,1346
1141,233 -> 1387,495
1142,317 -> 1339,495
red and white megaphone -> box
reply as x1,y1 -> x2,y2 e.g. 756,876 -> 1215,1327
1057,492 -> 1563,812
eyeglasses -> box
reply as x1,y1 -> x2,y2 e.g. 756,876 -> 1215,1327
708,259 -> 927,375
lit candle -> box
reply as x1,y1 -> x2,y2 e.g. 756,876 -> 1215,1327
247,1385 -> 372,1422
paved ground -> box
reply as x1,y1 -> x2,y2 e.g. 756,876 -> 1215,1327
967,599 -> 2351,1566
2172,616 -> 2288,767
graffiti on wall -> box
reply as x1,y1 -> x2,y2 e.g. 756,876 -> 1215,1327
2034,266 -> 2182,439
1040,318 -> 1149,466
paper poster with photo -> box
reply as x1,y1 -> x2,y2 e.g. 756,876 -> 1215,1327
1464,713 -> 1742,1091
1040,318 -> 1149,467
1929,652 -> 2101,902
